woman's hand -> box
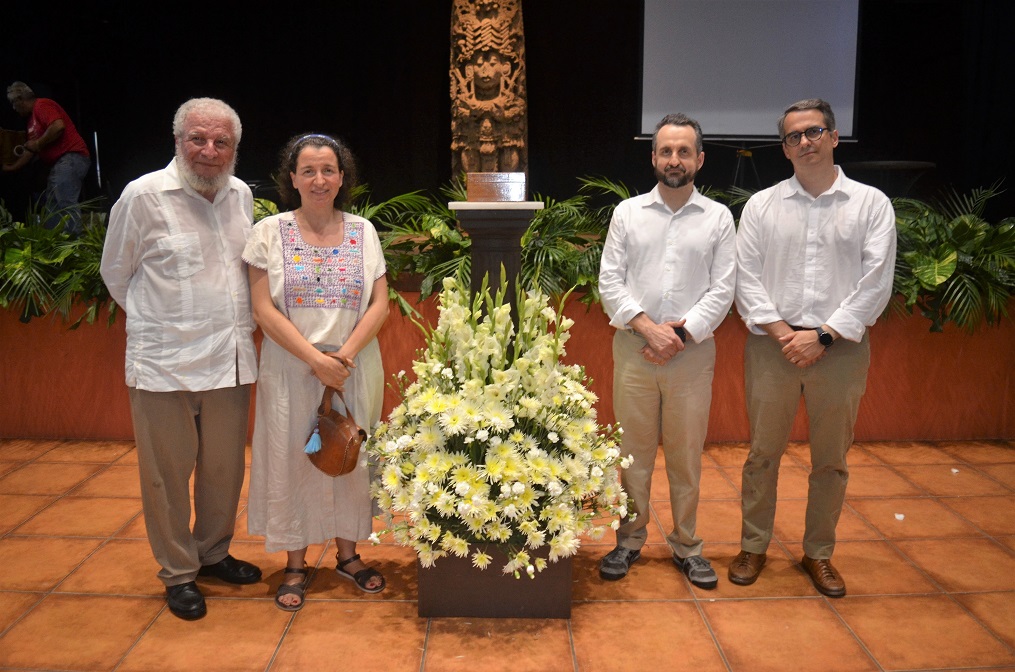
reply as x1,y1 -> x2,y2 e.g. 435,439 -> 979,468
311,351 -> 356,390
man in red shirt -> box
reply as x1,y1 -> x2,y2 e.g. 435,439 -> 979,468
4,81 -> 91,233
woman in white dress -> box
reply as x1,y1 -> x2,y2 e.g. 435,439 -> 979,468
243,133 -> 389,610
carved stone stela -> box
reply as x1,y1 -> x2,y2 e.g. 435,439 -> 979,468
450,0 -> 528,177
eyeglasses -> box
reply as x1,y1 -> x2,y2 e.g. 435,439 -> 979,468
782,126 -> 828,147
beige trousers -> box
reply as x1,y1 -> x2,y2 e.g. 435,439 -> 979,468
740,333 -> 870,559
612,329 -> 715,558
128,384 -> 251,586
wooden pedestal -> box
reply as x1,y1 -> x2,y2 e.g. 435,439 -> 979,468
416,545 -> 573,619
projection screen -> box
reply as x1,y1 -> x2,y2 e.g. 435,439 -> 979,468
641,0 -> 860,139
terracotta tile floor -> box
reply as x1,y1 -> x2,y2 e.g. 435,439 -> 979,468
1,438 -> 1013,672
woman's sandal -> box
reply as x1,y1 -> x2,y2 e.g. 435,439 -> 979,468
274,566 -> 309,612
336,553 -> 386,594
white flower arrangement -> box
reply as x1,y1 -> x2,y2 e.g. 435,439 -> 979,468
368,275 -> 631,577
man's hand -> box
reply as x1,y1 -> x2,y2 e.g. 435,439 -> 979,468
640,344 -> 669,365
779,330 -> 826,368
630,314 -> 687,365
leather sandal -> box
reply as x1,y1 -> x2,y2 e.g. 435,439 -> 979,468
274,566 -> 309,611
336,553 -> 386,594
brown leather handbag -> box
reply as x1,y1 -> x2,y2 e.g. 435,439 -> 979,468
304,387 -> 365,477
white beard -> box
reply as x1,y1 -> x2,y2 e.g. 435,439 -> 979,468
175,149 -> 236,195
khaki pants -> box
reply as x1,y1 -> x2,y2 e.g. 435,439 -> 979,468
128,384 -> 251,586
612,329 -> 715,558
740,333 -> 870,559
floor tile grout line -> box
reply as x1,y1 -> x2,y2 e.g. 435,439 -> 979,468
0,591 -> 46,643
109,599 -> 166,672
937,590 -> 1015,660
1,449 -> 130,538
4,439 -> 1014,672
565,618 -> 579,672
418,617 -> 432,672
868,450 -> 1010,503
0,439 -> 63,465
685,583 -> 735,672
933,495 -> 1015,552
868,511 -> 1015,657
798,445 -> 1015,664
846,497 -> 959,598
823,596 -> 888,672
911,493 -> 1015,659
0,449 -> 138,647
262,606 -> 299,672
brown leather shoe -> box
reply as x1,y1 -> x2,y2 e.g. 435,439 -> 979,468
728,550 -> 766,585
801,556 -> 846,597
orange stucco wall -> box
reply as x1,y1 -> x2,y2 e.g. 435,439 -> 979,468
2,298 -> 1012,441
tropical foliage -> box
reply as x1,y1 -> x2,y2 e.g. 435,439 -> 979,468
3,180 -> 1012,334
0,201 -> 114,327
369,175 -> 633,314
359,179 -> 473,316
252,197 -> 279,223
523,176 -> 631,306
891,184 -> 1015,331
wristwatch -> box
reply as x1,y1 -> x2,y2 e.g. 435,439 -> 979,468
815,326 -> 834,347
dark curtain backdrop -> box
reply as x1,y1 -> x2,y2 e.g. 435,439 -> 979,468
2,0 -> 1012,219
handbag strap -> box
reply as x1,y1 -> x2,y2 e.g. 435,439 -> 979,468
318,386 -> 353,421
318,354 -> 355,416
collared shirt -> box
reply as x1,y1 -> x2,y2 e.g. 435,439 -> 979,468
599,185 -> 737,342
735,167 -> 897,342
100,159 -> 258,392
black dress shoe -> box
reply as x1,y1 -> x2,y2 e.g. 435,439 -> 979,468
166,581 -> 206,620
198,555 -> 262,585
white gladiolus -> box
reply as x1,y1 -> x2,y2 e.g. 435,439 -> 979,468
365,277 -> 630,577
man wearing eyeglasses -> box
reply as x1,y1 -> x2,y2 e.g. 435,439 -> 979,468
730,99 -> 896,597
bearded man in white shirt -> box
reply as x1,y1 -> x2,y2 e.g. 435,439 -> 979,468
598,113 -> 736,589
731,98 -> 897,597
100,98 -> 262,620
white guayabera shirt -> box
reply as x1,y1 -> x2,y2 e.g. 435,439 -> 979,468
100,159 -> 258,392
599,185 -> 737,342
734,167 -> 897,342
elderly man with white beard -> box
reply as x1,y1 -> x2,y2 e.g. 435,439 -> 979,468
100,97 -> 261,620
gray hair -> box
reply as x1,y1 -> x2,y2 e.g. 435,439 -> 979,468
172,97 -> 243,144
6,81 -> 35,103
652,113 -> 704,154
777,98 -> 836,138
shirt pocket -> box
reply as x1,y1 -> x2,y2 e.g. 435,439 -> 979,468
156,232 -> 206,279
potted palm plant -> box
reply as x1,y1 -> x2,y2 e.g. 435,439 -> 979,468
0,201 -> 113,327
891,184 -> 1015,331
